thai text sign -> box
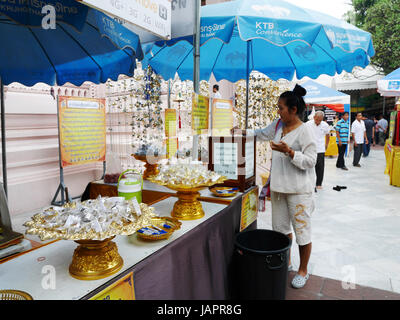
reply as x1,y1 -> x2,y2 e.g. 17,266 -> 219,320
58,97 -> 106,168
78,0 -> 171,39
240,187 -> 259,232
212,99 -> 233,136
192,94 -> 209,135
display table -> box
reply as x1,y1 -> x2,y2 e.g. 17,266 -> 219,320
384,140 -> 400,187
0,187 -> 255,300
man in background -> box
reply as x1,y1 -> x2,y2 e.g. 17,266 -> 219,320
335,112 -> 350,170
307,111 -> 330,189
376,114 -> 388,146
212,84 -> 222,99
351,113 -> 368,167
363,115 -> 375,157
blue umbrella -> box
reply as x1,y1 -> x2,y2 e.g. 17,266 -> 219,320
0,5 -> 143,86
146,0 -> 374,82
144,0 -> 374,127
0,2 -> 144,197
378,68 -> 400,97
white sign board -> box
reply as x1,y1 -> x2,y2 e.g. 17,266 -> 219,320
170,0 -> 195,38
213,143 -> 238,180
79,0 -> 172,39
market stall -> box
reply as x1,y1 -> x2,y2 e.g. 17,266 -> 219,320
0,184 -> 256,300
302,80 -> 351,157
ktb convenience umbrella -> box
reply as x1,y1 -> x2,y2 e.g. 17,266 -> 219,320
144,0 -> 374,127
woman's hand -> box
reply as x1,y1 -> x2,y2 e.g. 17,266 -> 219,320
270,141 -> 292,155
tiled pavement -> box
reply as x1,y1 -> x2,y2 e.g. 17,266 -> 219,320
259,146 -> 400,297
286,272 -> 400,300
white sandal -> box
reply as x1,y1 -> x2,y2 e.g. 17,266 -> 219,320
291,273 -> 310,289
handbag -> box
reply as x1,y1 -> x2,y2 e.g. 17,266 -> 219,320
259,119 -> 282,211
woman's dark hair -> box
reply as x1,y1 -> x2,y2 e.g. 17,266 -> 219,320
279,84 -> 307,116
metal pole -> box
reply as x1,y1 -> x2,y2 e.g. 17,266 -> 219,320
0,79 -> 7,197
245,41 -> 250,129
383,96 -> 386,115
192,0 -> 201,161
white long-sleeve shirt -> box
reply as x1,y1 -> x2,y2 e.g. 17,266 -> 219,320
250,119 -> 317,194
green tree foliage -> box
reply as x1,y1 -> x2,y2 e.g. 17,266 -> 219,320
348,0 -> 400,74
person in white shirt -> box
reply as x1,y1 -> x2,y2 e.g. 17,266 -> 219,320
213,84 -> 222,99
306,111 -> 330,189
351,112 -> 368,167
239,84 -> 316,289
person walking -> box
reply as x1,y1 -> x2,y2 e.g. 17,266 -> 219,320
376,114 -> 388,146
363,115 -> 375,157
335,112 -> 350,170
351,113 -> 368,167
243,84 -> 317,289
306,111 -> 330,189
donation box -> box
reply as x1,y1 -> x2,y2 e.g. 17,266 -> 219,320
208,135 -> 256,192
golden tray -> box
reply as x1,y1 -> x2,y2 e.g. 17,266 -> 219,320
148,176 -> 227,220
137,216 -> 182,241
209,186 -> 239,198
0,290 -> 33,300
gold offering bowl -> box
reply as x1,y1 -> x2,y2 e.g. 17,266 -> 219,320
133,154 -> 166,180
137,216 -> 182,241
69,236 -> 123,281
149,177 -> 227,220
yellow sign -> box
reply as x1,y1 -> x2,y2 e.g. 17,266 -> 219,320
165,109 -> 177,137
212,99 -> 234,136
58,96 -> 106,168
240,187 -> 259,232
192,94 -> 209,134
166,137 -> 178,159
90,272 -> 135,300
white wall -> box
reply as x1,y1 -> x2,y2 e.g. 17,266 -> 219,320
1,84 -> 102,217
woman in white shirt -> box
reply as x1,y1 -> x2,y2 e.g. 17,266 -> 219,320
245,85 -> 317,289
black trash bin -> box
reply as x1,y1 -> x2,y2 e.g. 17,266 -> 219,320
233,229 -> 292,300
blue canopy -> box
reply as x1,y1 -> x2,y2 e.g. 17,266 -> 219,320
144,0 -> 374,82
378,68 -> 400,97
303,80 -> 350,113
0,5 -> 143,86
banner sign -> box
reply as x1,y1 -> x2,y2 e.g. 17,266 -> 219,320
165,108 -> 177,137
389,111 -> 397,144
240,187 -> 259,232
58,96 -> 106,168
212,99 -> 234,136
192,94 -> 209,135
0,0 -> 88,30
165,109 -> 177,159
78,0 -> 171,39
90,272 -> 135,300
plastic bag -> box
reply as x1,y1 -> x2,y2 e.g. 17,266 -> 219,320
104,152 -> 123,183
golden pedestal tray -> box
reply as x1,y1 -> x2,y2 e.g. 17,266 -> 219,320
69,236 -> 123,281
149,177 -> 227,220
0,290 -> 33,300
133,154 -> 166,180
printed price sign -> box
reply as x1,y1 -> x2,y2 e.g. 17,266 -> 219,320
58,97 -> 106,168
240,187 -> 259,232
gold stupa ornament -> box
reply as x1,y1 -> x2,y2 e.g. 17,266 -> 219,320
149,161 -> 226,220
24,197 -> 155,280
